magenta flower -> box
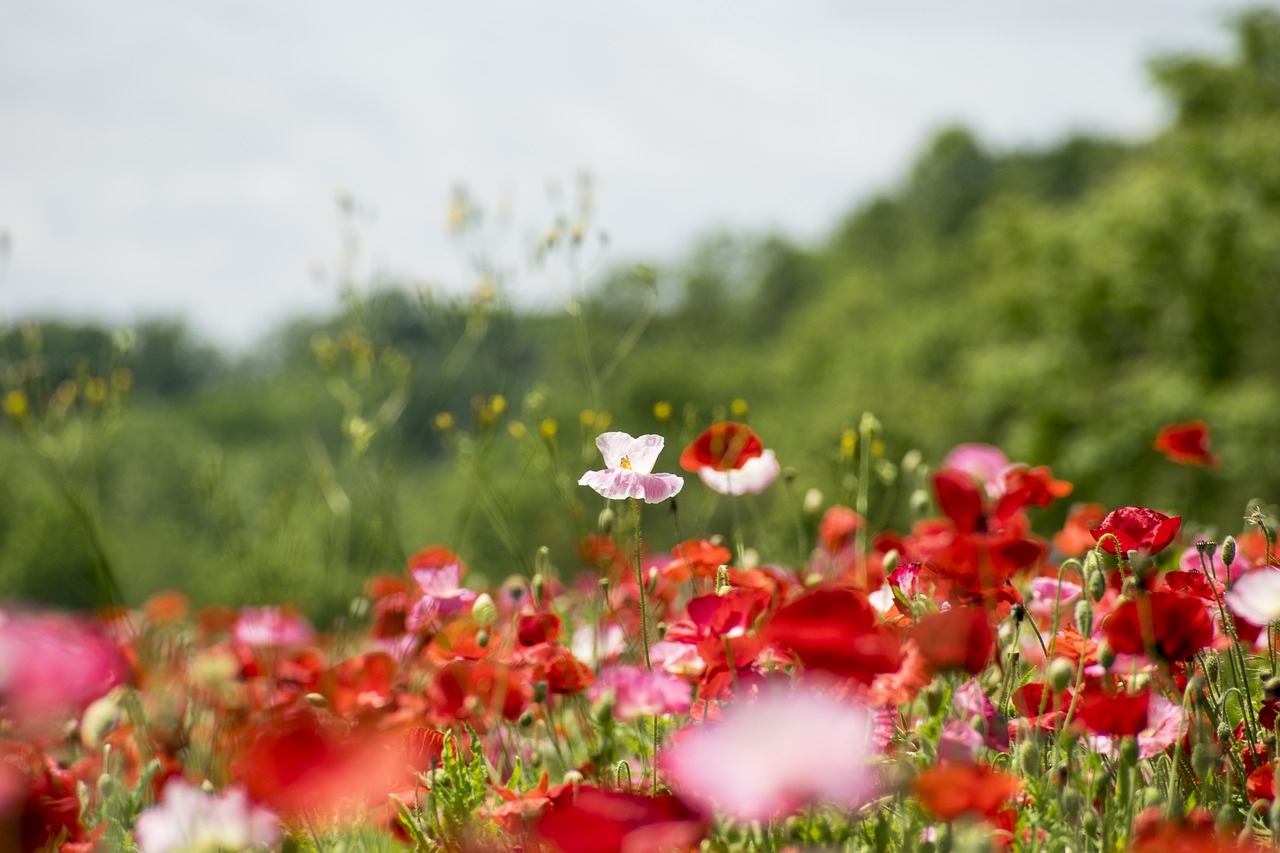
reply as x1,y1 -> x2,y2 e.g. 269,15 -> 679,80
0,609 -> 129,724
661,686 -> 879,822
134,779 -> 280,853
407,562 -> 477,630
579,432 -> 684,503
942,443 -> 1010,496
590,664 -> 692,721
232,607 -> 314,647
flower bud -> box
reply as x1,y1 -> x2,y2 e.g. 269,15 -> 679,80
1086,567 -> 1107,604
1018,740 -> 1040,777
882,549 -> 900,576
1047,657 -> 1076,691
476,629 -> 490,648
1263,675 -> 1280,701
472,593 -> 497,627
1074,598 -> 1094,636
802,488 -> 824,515
1098,641 -> 1116,670
1222,536 -> 1238,572
598,508 -> 616,533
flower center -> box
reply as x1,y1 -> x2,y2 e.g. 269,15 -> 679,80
619,456 -> 632,470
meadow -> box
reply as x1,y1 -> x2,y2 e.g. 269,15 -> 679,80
3,11 -> 1280,852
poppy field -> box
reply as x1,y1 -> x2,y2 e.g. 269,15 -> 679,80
3,408 -> 1279,853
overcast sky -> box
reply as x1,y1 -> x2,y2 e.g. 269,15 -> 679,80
0,1 -> 1254,348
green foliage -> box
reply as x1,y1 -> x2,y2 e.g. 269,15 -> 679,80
4,9 -> 1280,614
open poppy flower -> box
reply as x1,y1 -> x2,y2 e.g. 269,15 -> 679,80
579,432 -> 684,503
536,786 -> 707,853
680,422 -> 763,472
762,588 -> 901,683
1154,420 -> 1220,468
1075,688 -> 1150,736
914,762 -> 1019,823
1090,506 -> 1181,556
1101,590 -> 1213,662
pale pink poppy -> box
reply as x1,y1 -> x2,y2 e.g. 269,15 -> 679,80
697,449 -> 781,496
942,443 -> 1010,497
0,609 -> 129,724
134,779 -> 280,853
1225,569 -> 1280,627
407,563 -> 477,630
232,607 -> 314,647
662,686 -> 879,822
579,432 -> 684,503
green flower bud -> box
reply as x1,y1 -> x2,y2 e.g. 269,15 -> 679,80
1086,567 -> 1107,604
1060,787 -> 1082,818
1098,641 -> 1117,670
1074,597 -> 1094,636
882,549 -> 900,576
476,629 -> 490,648
1047,657 -> 1076,692
598,507 -> 616,533
1222,536 -> 1238,572
1119,737 -> 1139,767
1018,740 -> 1040,777
471,593 -> 497,627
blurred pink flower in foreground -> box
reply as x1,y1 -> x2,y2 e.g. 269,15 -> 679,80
232,607 -> 314,647
1225,569 -> 1280,627
0,608 -> 129,723
590,665 -> 692,721
662,686 -> 880,822
134,778 -> 280,853
579,432 -> 684,503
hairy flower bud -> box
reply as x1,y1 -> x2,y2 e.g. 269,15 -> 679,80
1222,536 -> 1238,572
1047,657 -> 1076,692
1074,598 -> 1094,636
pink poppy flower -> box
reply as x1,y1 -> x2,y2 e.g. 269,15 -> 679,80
662,686 -> 879,822
407,562 -> 477,630
579,432 -> 684,503
942,443 -> 1010,497
590,665 -> 692,721
1226,569 -> 1280,627
134,779 -> 280,853
0,609 -> 129,725
232,607 -> 314,647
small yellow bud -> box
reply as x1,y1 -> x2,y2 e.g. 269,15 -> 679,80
489,395 -> 506,415
85,377 -> 108,404
434,412 -> 455,431
4,390 -> 28,420
653,401 -> 672,422
730,398 -> 748,418
840,429 -> 856,459
579,409 -> 595,427
540,418 -> 558,439
507,421 -> 527,439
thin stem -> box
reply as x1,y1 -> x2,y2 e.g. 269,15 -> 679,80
630,498 -> 652,671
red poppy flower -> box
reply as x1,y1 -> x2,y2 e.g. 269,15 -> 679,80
517,612 -> 562,646
661,540 -> 733,584
1090,506 -> 1181,556
1011,682 -> 1073,731
1053,503 -> 1107,557
679,422 -> 763,473
1154,420 -> 1220,468
819,506 -> 865,552
762,588 -> 901,683
1101,591 -> 1214,662
909,606 -> 993,675
914,763 -> 1019,822
1076,689 -> 1150,737
319,652 -> 396,717
518,643 -> 595,695
536,786 -> 707,853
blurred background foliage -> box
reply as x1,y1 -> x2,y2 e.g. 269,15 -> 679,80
4,10 -> 1280,621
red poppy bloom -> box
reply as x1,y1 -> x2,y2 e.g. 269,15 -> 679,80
517,612 -> 562,646
914,763 -> 1019,822
1076,689 -> 1150,737
679,422 -> 763,473
762,588 -> 901,683
1101,591 -> 1214,662
1090,506 -> 1182,556
909,606 -> 993,675
1011,682 -> 1073,731
536,786 -> 707,853
661,540 -> 733,584
1154,420 -> 1220,468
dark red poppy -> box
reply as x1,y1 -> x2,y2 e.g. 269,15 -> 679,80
1011,682 -> 1074,730
679,422 -> 763,473
1154,420 -> 1220,468
761,588 -> 901,683
1090,506 -> 1181,556
1076,689 -> 1150,736
909,606 -> 993,675
1101,591 -> 1214,662
536,786 -> 707,853
517,612 -> 562,646
1,740 -> 86,852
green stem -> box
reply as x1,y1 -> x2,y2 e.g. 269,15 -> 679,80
630,498 -> 652,671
